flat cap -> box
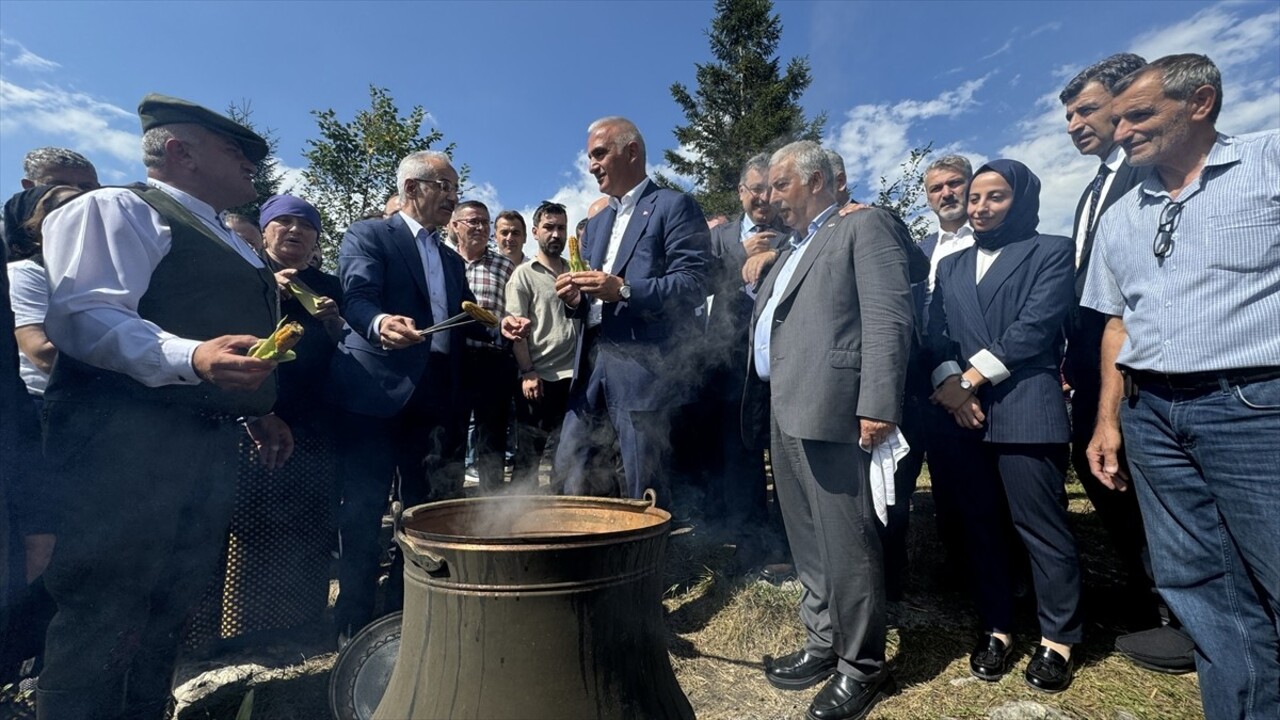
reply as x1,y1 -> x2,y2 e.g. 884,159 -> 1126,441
137,93 -> 269,163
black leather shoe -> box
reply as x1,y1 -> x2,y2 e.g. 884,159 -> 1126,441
1115,625 -> 1196,675
764,649 -> 837,690
759,562 -> 797,585
969,633 -> 1013,681
1024,645 -> 1073,693
806,671 -> 897,720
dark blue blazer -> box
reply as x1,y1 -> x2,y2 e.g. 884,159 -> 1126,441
927,233 -> 1075,444
573,180 -> 710,411
327,213 -> 484,418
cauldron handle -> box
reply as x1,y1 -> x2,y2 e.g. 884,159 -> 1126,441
615,489 -> 658,510
391,500 -> 449,575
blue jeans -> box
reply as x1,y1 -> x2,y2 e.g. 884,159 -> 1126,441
1122,376 -> 1280,720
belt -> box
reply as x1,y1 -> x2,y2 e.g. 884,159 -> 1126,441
1122,366 -> 1280,394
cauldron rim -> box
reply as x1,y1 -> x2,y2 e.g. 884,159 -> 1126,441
399,494 -> 671,547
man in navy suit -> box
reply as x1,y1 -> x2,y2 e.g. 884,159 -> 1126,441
553,117 -> 710,508
1057,53 -> 1193,674
327,150 -> 527,637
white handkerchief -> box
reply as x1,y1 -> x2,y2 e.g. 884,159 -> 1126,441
860,428 -> 910,526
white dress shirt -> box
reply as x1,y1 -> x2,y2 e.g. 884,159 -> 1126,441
588,177 -> 650,328
923,224 -> 973,318
968,245 -> 1012,384
1074,145 -> 1125,268
42,178 -> 265,388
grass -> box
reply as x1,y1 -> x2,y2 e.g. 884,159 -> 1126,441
7,466 -> 1204,720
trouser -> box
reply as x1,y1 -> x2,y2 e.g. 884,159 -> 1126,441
511,377 -> 571,490
461,347 -> 515,491
333,376 -> 463,633
771,416 -> 885,683
1070,382 -> 1158,622
38,400 -> 240,720
929,439 -> 1083,644
1122,376 -> 1280,720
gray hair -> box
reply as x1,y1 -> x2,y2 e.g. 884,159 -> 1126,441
823,149 -> 846,179
141,124 -> 203,170
396,150 -> 451,194
1114,53 -> 1223,124
587,116 -> 645,157
923,154 -> 973,183
739,152 -> 771,186
770,140 -> 834,189
1059,53 -> 1147,103
23,147 -> 95,181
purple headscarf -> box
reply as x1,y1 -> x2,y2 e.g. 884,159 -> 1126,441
258,194 -> 322,234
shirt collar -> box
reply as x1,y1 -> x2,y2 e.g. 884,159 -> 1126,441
940,223 -> 973,241
794,204 -> 838,248
398,210 -> 435,243
608,177 -> 650,213
1138,132 -> 1238,201
147,178 -> 223,228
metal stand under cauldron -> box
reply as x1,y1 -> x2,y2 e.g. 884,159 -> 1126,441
373,494 -> 695,720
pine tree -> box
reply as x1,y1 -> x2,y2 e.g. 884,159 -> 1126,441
662,0 -> 824,216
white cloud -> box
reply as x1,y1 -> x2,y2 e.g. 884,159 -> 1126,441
0,38 -> 61,71
980,39 -> 1013,61
1028,21 -> 1063,38
0,79 -> 141,168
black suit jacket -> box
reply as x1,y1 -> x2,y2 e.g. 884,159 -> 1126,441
1063,159 -> 1145,390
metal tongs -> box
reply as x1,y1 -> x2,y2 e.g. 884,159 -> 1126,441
417,301 -> 501,337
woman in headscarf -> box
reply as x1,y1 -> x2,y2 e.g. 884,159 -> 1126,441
189,194 -> 345,650
924,160 -> 1082,693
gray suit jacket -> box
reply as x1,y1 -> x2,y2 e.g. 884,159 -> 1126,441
746,207 -> 915,443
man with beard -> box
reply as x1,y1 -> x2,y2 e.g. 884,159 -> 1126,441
326,151 -> 528,639
507,201 -> 579,489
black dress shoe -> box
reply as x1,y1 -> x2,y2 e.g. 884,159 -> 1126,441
759,562 -> 797,585
764,649 -> 837,690
806,671 -> 897,720
1115,625 -> 1196,675
1024,645 -> 1073,693
969,633 -> 1013,681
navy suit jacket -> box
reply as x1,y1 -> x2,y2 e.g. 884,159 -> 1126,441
927,233 -> 1075,444
1063,160 -> 1145,389
327,213 -> 485,418
572,180 -> 710,412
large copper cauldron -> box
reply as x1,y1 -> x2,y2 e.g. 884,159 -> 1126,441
373,494 -> 695,720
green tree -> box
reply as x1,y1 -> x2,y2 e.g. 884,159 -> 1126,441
870,143 -> 934,240
302,85 -> 454,261
225,100 -> 286,221
662,0 -> 825,216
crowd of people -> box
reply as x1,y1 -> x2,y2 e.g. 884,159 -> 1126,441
0,50 -> 1275,720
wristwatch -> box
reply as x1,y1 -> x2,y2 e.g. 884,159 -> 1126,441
958,376 -> 974,392
618,281 -> 632,301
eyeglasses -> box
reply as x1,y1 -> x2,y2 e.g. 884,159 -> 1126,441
740,184 -> 769,197
454,217 -> 490,229
1153,200 -> 1183,258
414,177 -> 459,196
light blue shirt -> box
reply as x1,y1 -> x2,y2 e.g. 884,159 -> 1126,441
382,212 -> 450,353
1082,131 -> 1280,373
753,204 -> 838,381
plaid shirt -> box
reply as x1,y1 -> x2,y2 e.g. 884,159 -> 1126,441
462,246 -> 515,349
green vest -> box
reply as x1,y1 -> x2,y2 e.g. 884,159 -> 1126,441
46,185 -> 279,416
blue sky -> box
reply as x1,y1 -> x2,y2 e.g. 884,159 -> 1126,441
2,0 -> 1277,251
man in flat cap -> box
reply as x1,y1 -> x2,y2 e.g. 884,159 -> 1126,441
35,94 -> 292,720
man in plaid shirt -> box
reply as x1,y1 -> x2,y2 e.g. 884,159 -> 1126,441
451,200 -> 517,491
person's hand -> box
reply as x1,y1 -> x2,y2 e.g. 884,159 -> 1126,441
859,418 -> 896,447
742,250 -> 779,286
555,273 -> 582,308
951,398 -> 986,430
379,315 -> 424,350
192,335 -> 277,391
930,375 -> 974,412
273,267 -> 297,294
742,230 -> 780,257
1087,421 -> 1129,491
501,316 -> 531,341
245,413 -> 294,470
837,201 -> 869,217
522,373 -> 543,401
571,271 -> 625,302
313,296 -> 341,322
23,533 -> 55,583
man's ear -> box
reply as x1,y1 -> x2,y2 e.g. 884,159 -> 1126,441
1187,84 -> 1217,123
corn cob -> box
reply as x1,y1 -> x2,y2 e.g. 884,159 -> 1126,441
248,319 -> 304,361
462,300 -> 500,328
567,235 -> 589,273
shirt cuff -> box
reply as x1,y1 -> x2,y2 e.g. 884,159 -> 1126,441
162,337 -> 204,385
371,313 -> 389,340
969,350 -> 1011,385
